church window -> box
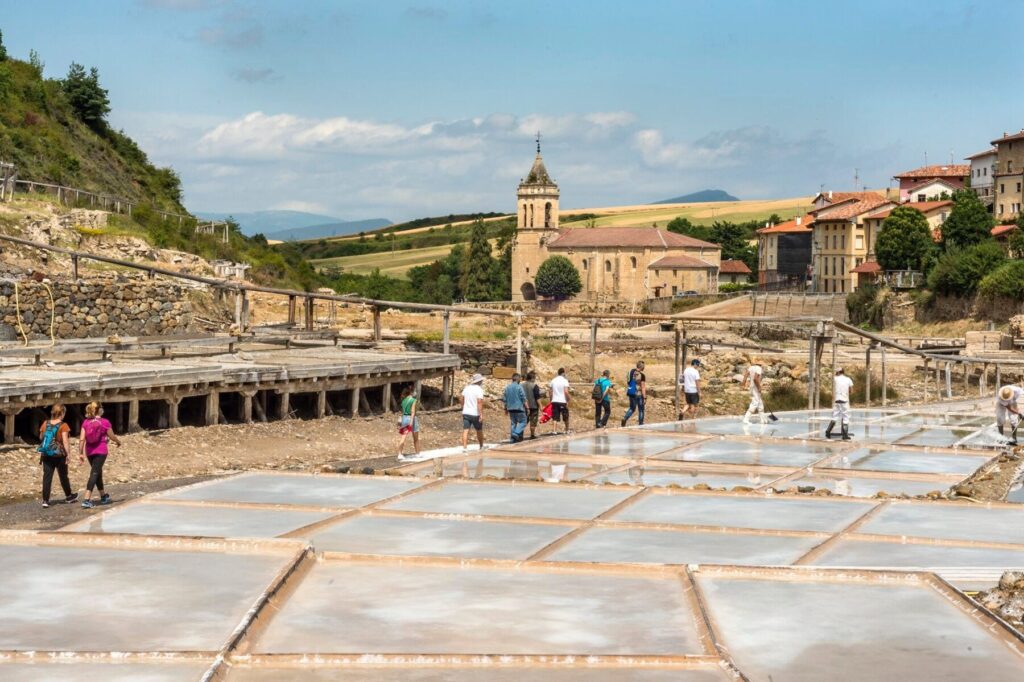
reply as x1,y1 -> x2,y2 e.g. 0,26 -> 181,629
605,260 -> 612,272
630,256 -> 637,269
582,260 -> 588,271
529,204 -> 534,227
544,202 -> 552,228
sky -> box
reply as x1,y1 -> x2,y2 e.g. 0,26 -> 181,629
2,0 -> 1020,222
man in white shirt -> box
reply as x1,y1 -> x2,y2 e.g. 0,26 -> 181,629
741,359 -> 766,425
679,359 -> 701,420
549,367 -> 571,434
461,374 -> 486,451
996,384 -> 1023,445
826,367 -> 854,441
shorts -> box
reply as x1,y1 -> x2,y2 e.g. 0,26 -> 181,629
832,400 -> 850,425
527,408 -> 539,427
684,392 -> 700,406
462,414 -> 483,431
399,415 -> 419,434
551,402 -> 569,422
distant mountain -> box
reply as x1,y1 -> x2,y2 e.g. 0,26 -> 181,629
653,189 -> 739,204
194,210 -> 389,239
267,219 -> 392,241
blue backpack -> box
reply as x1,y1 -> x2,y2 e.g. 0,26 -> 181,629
626,369 -> 638,397
38,423 -> 63,457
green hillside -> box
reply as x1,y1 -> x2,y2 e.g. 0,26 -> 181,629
0,39 -> 320,290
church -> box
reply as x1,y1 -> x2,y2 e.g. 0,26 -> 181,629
511,143 -> 722,302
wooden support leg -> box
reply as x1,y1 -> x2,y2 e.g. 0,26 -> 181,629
414,379 -> 422,400
288,295 -> 297,326
945,362 -> 952,399
167,399 -> 181,429
674,326 -> 682,417
253,394 -> 267,423
350,387 -> 360,417
316,390 -> 327,419
881,346 -> 887,406
382,382 -> 392,413
324,395 -> 335,417
206,391 -> 219,426
127,399 -> 141,433
278,392 -> 291,420
241,393 -> 253,424
359,389 -> 372,415
304,298 -> 314,331
864,347 -> 872,407
373,306 -> 382,342
588,320 -> 598,381
3,411 -> 16,444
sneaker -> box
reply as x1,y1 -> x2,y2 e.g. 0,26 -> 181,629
99,494 -> 112,505
397,454 -> 410,462
41,501 -> 50,508
81,500 -> 94,509
620,418 -> 627,427
65,493 -> 79,504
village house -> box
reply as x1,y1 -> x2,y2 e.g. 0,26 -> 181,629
992,130 -> 1024,220
892,164 -> 968,203
719,259 -> 752,284
808,191 -> 895,293
903,178 -> 958,203
511,144 -> 722,302
966,148 -> 997,206
756,215 -> 813,289
862,201 -> 953,245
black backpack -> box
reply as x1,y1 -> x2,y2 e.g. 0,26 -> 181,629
591,380 -> 604,401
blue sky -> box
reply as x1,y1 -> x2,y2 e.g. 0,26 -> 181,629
2,0 -> 1018,221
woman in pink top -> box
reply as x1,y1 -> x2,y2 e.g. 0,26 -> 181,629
79,401 -> 121,509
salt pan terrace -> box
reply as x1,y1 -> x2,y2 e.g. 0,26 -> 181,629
1,406 -> 1021,680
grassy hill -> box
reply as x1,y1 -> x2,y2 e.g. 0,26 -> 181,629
0,46 -> 322,290
653,189 -> 739,204
310,239 -> 500,280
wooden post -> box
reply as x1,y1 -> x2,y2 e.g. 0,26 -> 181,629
382,382 -> 392,413
241,392 -> 253,423
944,362 -> 952,399
360,389 -> 372,415
240,290 -> 249,332
981,363 -> 988,396
923,358 -> 930,403
252,393 -> 267,423
674,325 -> 682,418
287,295 -> 297,326
588,320 -> 598,381
167,398 -> 181,429
234,291 -> 243,330
372,306 -> 382,342
414,379 -> 422,400
316,390 -> 327,419
127,399 -> 140,433
71,255 -> 79,280
3,411 -> 16,444
205,391 -> 219,426
864,346 -> 872,408
995,365 -> 1002,391
304,297 -> 314,331
350,387 -> 360,417
515,318 -> 523,374
881,345 -> 887,406
442,311 -> 452,405
963,362 -> 970,395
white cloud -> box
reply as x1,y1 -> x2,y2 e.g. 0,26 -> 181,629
272,199 -> 329,213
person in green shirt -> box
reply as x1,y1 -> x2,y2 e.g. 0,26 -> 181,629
397,385 -> 420,461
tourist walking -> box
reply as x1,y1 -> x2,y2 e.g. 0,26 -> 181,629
741,358 -> 767,425
549,368 -> 571,434
996,384 -> 1023,446
592,369 -> 613,428
679,359 -> 702,419
397,385 -> 420,460
37,404 -> 77,508
79,402 -> 121,508
522,371 -> 544,439
503,373 -> 528,443
461,374 -> 487,452
621,360 -> 646,426
825,368 -> 854,441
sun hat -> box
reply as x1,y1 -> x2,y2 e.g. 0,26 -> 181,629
469,373 -> 485,384
1000,385 -> 1014,401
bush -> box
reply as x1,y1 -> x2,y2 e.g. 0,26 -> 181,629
719,282 -> 754,292
846,284 -> 889,329
875,206 -> 934,271
978,260 -> 1024,300
927,241 -> 1005,297
535,255 -> 582,300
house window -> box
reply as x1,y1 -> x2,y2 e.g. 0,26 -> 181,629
605,260 -> 612,272
1010,161 -> 1015,173
855,236 -> 864,249
1001,183 -> 1006,193
984,167 -> 987,176
582,260 -> 588,270
841,234 -> 846,250
841,279 -> 846,293
823,258 -> 828,276
672,286 -> 678,295
1017,182 -> 1022,193
840,257 -> 845,275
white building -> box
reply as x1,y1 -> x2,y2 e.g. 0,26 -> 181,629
966,148 -> 997,205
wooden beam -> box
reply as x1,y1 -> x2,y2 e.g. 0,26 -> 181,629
241,392 -> 253,423
278,391 -> 291,420
316,390 -> 326,419
382,382 -> 392,413
127,399 -> 140,433
349,387 -> 359,418
167,398 -> 181,429
372,306 -> 382,342
206,391 -> 219,426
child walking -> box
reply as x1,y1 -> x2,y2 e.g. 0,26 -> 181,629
397,385 -> 421,460
79,402 -> 121,508
38,404 -> 78,507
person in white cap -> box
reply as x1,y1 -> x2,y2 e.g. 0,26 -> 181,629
461,374 -> 487,452
741,358 -> 767,425
826,367 -> 853,441
995,383 -> 1023,446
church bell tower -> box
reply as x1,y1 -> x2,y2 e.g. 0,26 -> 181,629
512,135 -> 559,301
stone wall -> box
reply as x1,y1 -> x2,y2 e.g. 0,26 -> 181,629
404,340 -> 530,375
0,275 -> 194,340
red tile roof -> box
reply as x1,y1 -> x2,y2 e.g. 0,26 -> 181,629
866,201 -> 953,220
903,178 -> 960,193
547,227 -> 718,250
647,254 -> 717,270
814,196 -> 894,221
965,148 -> 996,160
757,215 -> 815,234
893,164 -> 969,180
850,260 -> 882,274
719,259 -> 752,274
992,223 -> 1019,238
812,191 -> 884,206
991,130 -> 1024,145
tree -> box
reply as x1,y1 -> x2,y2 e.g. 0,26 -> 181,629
535,255 -> 582,300
927,241 -> 1006,297
875,206 -> 934,270
0,29 -> 7,61
666,216 -> 711,242
62,62 -> 110,129
940,190 -> 994,250
459,220 -> 495,301
1011,215 -> 1024,259
978,260 -> 1024,301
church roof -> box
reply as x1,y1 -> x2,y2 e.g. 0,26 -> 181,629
648,254 -> 717,270
522,153 -> 555,186
547,227 -> 719,250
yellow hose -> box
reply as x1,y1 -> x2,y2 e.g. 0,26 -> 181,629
13,280 -> 57,347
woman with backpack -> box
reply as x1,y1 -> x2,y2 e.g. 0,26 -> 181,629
79,401 -> 121,509
38,404 -> 78,508
396,385 -> 420,461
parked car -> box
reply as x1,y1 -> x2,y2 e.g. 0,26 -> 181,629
673,290 -> 700,298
